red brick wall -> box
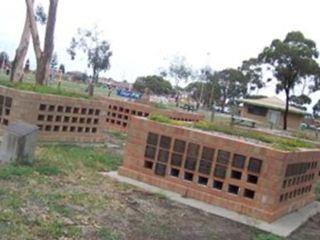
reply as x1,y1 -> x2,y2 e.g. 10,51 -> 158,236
119,117 -> 320,222
0,86 -> 203,142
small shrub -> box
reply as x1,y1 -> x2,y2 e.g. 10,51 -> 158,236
316,184 -> 320,201
149,113 -> 171,123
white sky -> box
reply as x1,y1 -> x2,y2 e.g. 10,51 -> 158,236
0,0 -> 320,110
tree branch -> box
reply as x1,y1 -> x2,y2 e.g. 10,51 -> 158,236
25,0 -> 42,59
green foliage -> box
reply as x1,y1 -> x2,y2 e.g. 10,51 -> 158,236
253,233 -> 283,240
59,64 -> 65,74
313,100 -> 320,117
97,227 -> 119,240
50,52 -> 58,70
162,55 -> 193,88
133,75 -> 173,95
289,94 -> 311,110
0,78 -> 90,99
215,68 -> 249,109
258,31 -> 320,129
0,51 -> 9,67
316,184 -> 320,201
67,27 -> 112,84
149,114 -> 191,127
185,67 -> 248,109
241,58 -> 264,92
149,113 -> 171,123
35,4 -> 47,25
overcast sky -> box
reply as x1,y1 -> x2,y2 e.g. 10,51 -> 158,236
0,0 -> 320,109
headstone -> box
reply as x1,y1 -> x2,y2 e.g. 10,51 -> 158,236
0,121 -> 38,164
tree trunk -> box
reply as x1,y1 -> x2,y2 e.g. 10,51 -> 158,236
10,2 -> 33,82
88,83 -> 94,96
283,88 -> 290,130
26,0 -> 59,85
36,55 -> 50,85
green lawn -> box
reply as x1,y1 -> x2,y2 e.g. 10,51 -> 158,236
0,73 -> 116,99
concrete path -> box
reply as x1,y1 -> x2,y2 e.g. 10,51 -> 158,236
104,171 -> 320,238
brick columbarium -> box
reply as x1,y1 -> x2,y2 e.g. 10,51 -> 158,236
0,121 -> 38,164
0,86 -> 203,143
119,117 -> 320,223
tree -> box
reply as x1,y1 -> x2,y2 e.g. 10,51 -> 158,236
289,94 -> 311,110
240,58 -> 265,94
258,31 -> 320,130
10,1 -> 47,82
161,56 -> 192,106
313,100 -> 320,118
26,0 -> 59,85
59,64 -> 65,74
67,27 -> 112,96
50,52 -> 58,70
133,75 -> 173,95
215,68 -> 248,112
0,51 -> 9,70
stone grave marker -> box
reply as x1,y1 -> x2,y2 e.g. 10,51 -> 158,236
0,121 -> 38,164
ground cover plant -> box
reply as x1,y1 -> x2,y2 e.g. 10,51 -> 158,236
149,114 -> 317,151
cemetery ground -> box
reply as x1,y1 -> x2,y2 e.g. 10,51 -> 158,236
0,73 -> 115,99
0,132 -> 319,240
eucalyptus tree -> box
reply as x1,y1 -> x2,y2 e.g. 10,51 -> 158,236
258,31 -> 320,130
67,27 -> 112,96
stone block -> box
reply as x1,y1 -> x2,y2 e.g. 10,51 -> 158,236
0,121 -> 38,164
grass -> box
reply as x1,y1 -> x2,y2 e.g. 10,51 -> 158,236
0,144 -> 123,239
37,144 -> 122,172
0,77 -> 90,99
149,114 -> 317,151
107,131 -> 127,141
97,227 -> 119,240
0,73 -> 117,99
253,233 -> 283,240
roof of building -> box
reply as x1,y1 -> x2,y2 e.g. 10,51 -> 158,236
240,96 -> 307,115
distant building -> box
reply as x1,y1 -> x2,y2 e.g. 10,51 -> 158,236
99,77 -> 132,90
239,96 -> 306,129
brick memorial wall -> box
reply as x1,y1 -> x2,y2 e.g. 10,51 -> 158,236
119,117 -> 320,222
0,86 -> 203,142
